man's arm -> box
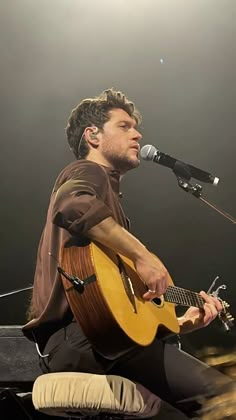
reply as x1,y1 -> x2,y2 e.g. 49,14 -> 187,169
89,218 -> 222,326
87,216 -> 169,299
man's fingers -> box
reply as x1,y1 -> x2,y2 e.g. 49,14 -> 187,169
143,289 -> 162,301
142,280 -> 168,301
203,302 -> 218,324
200,290 -> 223,312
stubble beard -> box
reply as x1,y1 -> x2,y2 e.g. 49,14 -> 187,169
106,153 -> 140,174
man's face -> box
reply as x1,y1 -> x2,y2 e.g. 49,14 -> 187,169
99,108 -> 142,173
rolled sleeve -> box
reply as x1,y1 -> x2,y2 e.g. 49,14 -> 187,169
52,165 -> 113,236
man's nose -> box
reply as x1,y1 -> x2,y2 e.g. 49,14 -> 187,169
133,129 -> 142,141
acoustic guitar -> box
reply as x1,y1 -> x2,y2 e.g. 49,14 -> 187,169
59,242 -> 233,356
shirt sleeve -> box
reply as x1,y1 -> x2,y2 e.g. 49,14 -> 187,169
52,163 -> 113,236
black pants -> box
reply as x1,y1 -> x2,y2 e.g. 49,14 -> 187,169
39,322 -> 230,418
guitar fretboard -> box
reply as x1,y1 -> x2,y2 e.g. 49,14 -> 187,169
164,285 -> 205,308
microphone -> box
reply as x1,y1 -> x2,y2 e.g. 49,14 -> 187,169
140,144 -> 219,186
57,266 -> 85,294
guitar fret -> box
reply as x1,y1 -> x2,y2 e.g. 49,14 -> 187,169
180,289 -> 188,306
186,292 -> 194,307
191,291 -> 204,309
188,291 -> 197,307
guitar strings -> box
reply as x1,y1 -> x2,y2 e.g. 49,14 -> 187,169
165,286 -> 205,308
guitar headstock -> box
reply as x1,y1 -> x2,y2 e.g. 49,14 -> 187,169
217,299 -> 234,332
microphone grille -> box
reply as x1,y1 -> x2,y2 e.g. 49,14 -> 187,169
140,144 -> 157,161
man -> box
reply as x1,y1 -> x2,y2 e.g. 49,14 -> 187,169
23,88 -> 225,417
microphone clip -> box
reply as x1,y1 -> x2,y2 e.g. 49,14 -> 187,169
176,176 -> 203,198
172,160 -> 203,198
174,172 -> 236,224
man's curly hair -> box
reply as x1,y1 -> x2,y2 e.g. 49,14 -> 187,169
66,88 -> 142,159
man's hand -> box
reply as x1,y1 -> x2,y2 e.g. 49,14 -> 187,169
178,291 -> 223,334
134,253 -> 169,300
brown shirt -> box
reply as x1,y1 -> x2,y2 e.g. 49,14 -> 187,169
22,159 -> 129,350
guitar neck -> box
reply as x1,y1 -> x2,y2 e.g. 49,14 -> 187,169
164,285 -> 205,309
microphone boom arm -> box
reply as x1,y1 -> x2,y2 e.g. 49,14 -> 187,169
176,175 -> 236,224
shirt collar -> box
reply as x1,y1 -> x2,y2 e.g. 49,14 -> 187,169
104,167 -> 122,196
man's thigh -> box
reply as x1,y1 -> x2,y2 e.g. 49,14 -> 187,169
110,340 -> 230,417
39,322 -> 115,374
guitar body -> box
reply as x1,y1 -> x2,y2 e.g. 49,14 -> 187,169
60,242 -> 180,356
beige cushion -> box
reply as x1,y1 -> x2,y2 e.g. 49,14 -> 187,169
32,372 -> 161,418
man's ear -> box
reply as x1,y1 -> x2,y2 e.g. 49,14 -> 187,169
84,126 -> 100,145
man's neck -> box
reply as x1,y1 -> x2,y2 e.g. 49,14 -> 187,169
85,154 -> 113,170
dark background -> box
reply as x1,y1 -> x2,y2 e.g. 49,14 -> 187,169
1,0 -> 235,353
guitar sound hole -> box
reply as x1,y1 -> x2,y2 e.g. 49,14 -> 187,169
153,297 -> 161,306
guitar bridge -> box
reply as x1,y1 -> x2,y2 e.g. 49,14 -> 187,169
117,255 -> 137,313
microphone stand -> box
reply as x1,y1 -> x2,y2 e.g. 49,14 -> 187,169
0,286 -> 33,299
0,286 -> 49,359
173,162 -> 236,224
